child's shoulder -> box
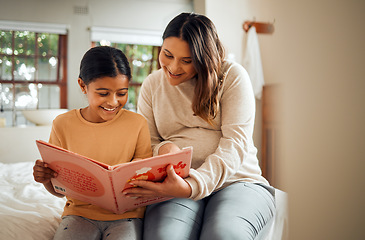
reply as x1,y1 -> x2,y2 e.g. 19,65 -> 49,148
53,109 -> 77,124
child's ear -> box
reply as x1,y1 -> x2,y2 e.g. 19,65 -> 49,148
78,78 -> 87,94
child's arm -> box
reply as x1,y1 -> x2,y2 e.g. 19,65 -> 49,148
33,159 -> 64,198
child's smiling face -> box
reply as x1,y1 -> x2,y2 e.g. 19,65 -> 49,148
78,74 -> 129,123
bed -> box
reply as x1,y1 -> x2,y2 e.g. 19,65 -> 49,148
0,126 -> 66,240
0,124 -> 288,239
0,161 -> 66,239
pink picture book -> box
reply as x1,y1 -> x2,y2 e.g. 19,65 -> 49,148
35,140 -> 192,214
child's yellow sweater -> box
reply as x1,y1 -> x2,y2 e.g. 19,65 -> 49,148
49,109 -> 152,221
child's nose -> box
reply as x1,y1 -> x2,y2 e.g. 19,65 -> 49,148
107,94 -> 118,105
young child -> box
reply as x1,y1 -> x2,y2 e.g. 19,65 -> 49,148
33,46 -> 152,240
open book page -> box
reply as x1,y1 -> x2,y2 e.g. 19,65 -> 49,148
111,148 -> 192,213
36,140 -> 118,213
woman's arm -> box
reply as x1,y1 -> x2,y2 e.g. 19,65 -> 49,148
158,142 -> 181,155
185,63 -> 262,200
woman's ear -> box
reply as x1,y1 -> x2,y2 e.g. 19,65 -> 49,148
78,78 -> 87,94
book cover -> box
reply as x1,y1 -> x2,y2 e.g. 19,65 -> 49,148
35,140 -> 192,214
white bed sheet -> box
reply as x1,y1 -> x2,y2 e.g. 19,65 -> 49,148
0,162 -> 66,240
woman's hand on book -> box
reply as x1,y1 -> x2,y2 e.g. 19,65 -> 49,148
122,164 -> 192,199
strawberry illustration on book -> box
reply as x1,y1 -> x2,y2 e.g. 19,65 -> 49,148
129,167 -> 156,181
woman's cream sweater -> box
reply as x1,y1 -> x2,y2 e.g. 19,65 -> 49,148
138,61 -> 269,200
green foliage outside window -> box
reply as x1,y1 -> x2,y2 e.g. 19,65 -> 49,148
1,31 -> 60,81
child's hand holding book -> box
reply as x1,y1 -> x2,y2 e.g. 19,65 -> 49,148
33,159 -> 58,184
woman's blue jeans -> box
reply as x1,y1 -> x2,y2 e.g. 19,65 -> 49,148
143,182 -> 275,240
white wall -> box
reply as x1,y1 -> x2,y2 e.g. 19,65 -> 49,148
0,126 -> 51,163
0,0 -> 193,110
204,0 -> 365,239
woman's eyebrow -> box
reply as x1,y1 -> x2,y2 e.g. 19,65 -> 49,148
163,49 -> 172,54
164,49 -> 191,59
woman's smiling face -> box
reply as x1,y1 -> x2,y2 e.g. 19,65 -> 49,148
159,37 -> 197,86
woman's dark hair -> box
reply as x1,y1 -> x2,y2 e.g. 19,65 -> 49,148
162,12 -> 225,124
79,46 -> 131,85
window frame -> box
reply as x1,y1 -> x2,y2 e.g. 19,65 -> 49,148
0,20 -> 68,126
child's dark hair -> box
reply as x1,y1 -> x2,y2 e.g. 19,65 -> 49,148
79,46 -> 131,85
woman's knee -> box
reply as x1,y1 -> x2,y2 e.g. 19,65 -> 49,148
199,183 -> 275,240
200,214 -> 258,240
143,198 -> 204,240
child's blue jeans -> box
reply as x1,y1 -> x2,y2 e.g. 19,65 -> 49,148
143,182 -> 275,240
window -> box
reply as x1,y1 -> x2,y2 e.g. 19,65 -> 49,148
90,27 -> 162,111
0,21 -> 67,127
